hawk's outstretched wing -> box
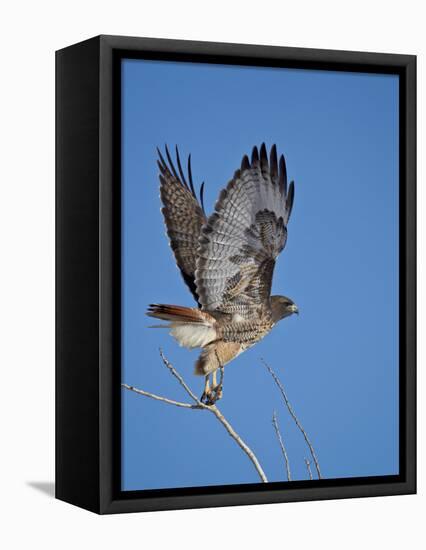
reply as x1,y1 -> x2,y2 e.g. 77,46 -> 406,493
157,146 -> 207,306
195,143 -> 294,319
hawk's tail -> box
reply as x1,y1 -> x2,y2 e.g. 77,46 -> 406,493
147,304 -> 207,323
146,304 -> 217,349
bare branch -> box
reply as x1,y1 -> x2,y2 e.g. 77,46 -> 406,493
272,410 -> 291,481
123,351 -> 268,483
159,348 -> 201,404
304,457 -> 313,480
207,403 -> 267,482
261,359 -> 322,480
121,384 -> 200,409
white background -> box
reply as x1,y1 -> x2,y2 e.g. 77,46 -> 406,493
0,1 -> 423,548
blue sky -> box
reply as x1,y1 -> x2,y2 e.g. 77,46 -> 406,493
121,58 -> 399,491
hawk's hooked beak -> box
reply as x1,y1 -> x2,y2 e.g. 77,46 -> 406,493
290,304 -> 299,315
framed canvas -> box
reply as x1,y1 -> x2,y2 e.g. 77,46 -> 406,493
56,35 -> 416,514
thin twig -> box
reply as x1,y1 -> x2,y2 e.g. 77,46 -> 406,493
121,384 -> 200,409
304,458 -> 313,480
208,403 -> 267,482
123,350 -> 268,483
261,359 -> 322,479
159,348 -> 200,404
272,410 -> 291,481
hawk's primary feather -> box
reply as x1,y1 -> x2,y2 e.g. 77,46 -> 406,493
157,146 -> 206,305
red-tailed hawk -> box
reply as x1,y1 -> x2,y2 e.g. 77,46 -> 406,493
147,143 -> 298,404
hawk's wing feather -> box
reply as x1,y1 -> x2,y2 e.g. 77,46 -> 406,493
195,143 -> 294,318
157,146 -> 207,306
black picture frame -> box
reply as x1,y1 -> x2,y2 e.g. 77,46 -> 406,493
56,35 -> 416,514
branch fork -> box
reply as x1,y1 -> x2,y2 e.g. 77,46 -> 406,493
122,349 -> 268,483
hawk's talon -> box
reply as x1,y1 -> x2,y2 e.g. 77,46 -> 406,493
200,384 -> 223,405
200,391 -> 210,405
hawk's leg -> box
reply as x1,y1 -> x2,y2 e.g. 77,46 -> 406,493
200,367 -> 224,405
212,367 -> 224,401
200,375 -> 211,405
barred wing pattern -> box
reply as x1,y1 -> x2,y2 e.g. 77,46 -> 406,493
195,144 -> 294,319
157,146 -> 206,305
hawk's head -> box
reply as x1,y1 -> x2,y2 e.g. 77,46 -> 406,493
271,295 -> 299,322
